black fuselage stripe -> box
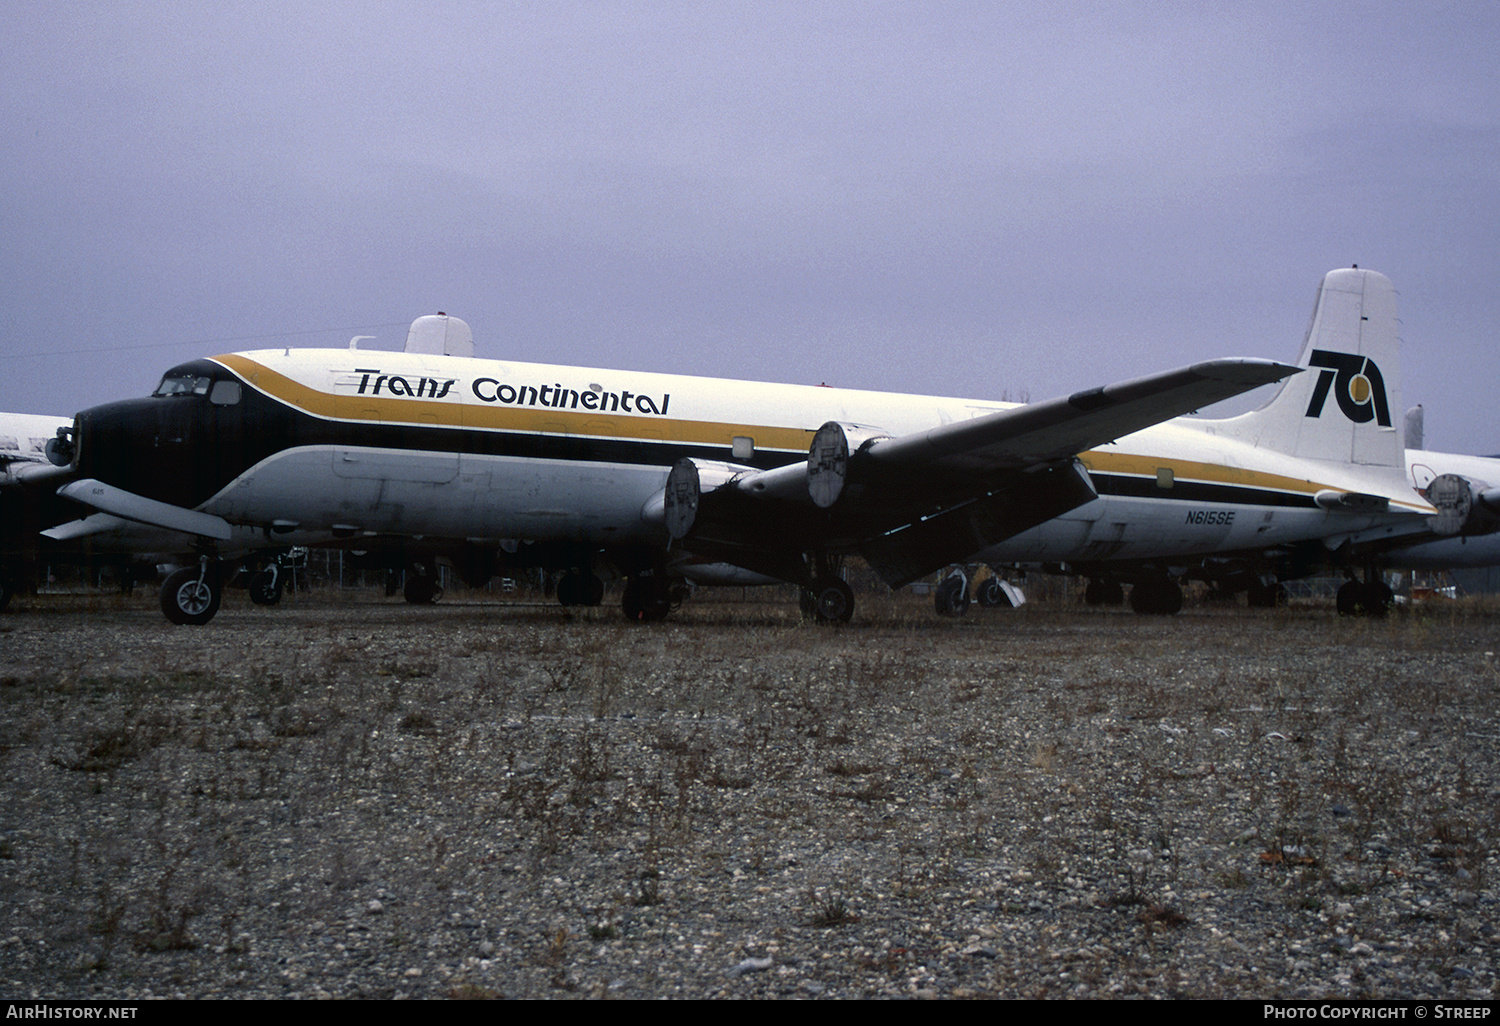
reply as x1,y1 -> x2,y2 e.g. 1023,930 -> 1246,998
80,380 -> 1323,514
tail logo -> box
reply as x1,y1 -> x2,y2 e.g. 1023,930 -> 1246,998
1304,350 -> 1391,427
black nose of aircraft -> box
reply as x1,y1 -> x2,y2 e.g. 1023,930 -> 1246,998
73,395 -> 214,510
71,359 -> 254,512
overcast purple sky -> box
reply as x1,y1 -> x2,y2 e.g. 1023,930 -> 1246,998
3,2 -> 1497,452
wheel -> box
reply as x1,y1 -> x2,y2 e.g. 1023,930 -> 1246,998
1247,581 -> 1286,608
1339,579 -> 1392,617
934,571 -> 970,617
404,571 -> 440,605
809,576 -> 854,623
977,577 -> 1012,608
799,588 -> 817,619
1085,578 -> 1124,606
161,566 -> 221,625
248,568 -> 283,606
622,576 -> 671,621
558,571 -> 605,607
1129,579 -> 1182,615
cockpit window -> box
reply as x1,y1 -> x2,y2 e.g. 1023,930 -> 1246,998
154,374 -> 212,397
209,380 -> 242,406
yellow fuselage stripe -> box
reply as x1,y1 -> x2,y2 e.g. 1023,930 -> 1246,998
217,353 -> 1425,511
216,354 -> 817,452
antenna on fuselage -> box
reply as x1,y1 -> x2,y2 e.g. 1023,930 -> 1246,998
350,336 -> 375,350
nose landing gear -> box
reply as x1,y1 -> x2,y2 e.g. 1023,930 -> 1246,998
161,561 -> 222,625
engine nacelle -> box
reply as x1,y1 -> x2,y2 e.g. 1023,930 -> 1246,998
661,458 -> 755,540
807,422 -> 892,508
1424,473 -> 1500,536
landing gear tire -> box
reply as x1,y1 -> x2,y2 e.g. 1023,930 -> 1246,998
1085,578 -> 1125,607
1337,579 -> 1392,617
977,577 -> 1014,608
623,576 -> 672,622
558,571 -> 605,608
404,571 -> 441,605
161,566 -> 221,626
1247,581 -> 1287,609
1129,579 -> 1183,616
799,588 -> 817,619
934,571 -> 970,617
248,568 -> 283,606
804,576 -> 854,623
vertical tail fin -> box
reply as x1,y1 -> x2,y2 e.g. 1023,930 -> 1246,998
1210,268 -> 1405,468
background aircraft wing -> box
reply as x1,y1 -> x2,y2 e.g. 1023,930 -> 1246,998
0,414 -> 73,485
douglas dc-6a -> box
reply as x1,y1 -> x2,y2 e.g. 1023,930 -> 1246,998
8,267 -> 1497,624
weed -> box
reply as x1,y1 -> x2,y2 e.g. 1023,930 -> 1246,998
633,869 -> 664,906
806,888 -> 858,927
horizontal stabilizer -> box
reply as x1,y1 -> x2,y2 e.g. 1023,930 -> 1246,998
56,479 -> 232,541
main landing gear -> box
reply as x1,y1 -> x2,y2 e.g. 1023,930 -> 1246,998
403,563 -> 443,605
622,574 -> 677,621
934,569 -> 971,617
557,570 -> 605,608
1246,579 -> 1288,609
801,575 -> 855,623
1127,578 -> 1183,615
797,553 -> 855,624
1084,578 -> 1125,607
1336,573 -> 1394,617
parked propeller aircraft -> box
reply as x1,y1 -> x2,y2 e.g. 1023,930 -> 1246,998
951,269 -> 1500,617
20,295 -> 1303,623
9,266 -> 1491,625
0,414 -> 73,608
975,440 -> 1500,617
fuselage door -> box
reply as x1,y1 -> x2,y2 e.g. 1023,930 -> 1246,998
329,367 -> 459,484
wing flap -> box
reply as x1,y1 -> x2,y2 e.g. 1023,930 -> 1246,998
859,460 -> 1099,586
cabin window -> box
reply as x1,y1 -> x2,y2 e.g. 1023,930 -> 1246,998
1156,467 -> 1175,489
209,380 -> 242,406
732,436 -> 755,459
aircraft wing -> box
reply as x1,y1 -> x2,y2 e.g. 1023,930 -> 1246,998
0,414 -> 73,486
857,358 -> 1295,473
664,358 -> 1298,586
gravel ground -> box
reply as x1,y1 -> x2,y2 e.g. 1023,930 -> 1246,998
1,587 -> 1497,999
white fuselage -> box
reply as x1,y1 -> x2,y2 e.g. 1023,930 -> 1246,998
191,348 -> 1429,566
